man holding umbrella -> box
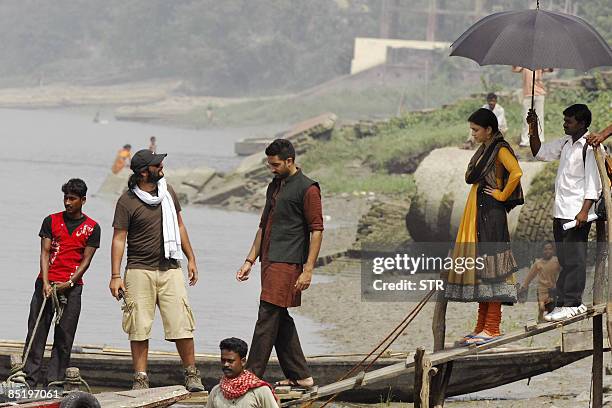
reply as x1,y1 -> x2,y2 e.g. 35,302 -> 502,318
528,104 -> 601,321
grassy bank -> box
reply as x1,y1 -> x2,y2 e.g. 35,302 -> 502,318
298,96 -> 506,194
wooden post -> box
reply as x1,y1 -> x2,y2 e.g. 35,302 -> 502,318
414,347 -> 425,407
592,148 -> 610,408
432,270 -> 449,405
593,314 -> 604,408
414,347 -> 437,408
430,362 -> 453,408
432,271 -> 449,352
593,220 -> 607,305
593,149 -> 612,342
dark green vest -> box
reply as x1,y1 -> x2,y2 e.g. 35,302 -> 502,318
261,170 -> 319,264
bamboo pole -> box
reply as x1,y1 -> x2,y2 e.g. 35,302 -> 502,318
592,148 -> 611,408
592,149 -> 612,346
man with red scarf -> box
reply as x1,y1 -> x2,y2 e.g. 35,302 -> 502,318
23,178 -> 100,388
207,338 -> 278,408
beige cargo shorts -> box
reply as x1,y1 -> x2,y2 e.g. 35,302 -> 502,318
121,268 -> 196,341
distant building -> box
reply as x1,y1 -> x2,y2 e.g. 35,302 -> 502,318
350,38 -> 450,75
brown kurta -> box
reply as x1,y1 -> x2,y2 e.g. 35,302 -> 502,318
258,183 -> 323,308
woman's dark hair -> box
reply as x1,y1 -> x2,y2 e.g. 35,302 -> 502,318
219,337 -> 248,358
128,173 -> 144,190
265,139 -> 295,160
563,104 -> 591,128
61,178 -> 88,197
468,108 -> 499,134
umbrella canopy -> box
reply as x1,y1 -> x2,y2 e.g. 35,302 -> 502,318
450,8 -> 612,72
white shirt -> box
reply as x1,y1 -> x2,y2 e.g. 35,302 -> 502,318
535,132 -> 602,219
482,104 -> 508,133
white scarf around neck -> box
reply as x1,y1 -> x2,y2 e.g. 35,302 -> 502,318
132,177 -> 183,260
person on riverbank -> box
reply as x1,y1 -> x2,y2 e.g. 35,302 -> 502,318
513,66 -> 553,146
111,144 -> 132,174
528,104 -> 602,321
207,338 -> 278,408
149,136 -> 157,153
109,149 -> 204,391
519,241 -> 561,322
236,139 -> 323,388
23,178 -> 100,388
463,93 -> 509,149
447,108 -> 523,345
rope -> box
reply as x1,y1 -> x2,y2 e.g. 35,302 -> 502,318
292,289 -> 436,408
48,375 -> 91,394
6,285 -> 66,388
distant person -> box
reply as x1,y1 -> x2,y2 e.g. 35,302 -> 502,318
206,105 -> 214,124
513,66 -> 553,146
206,338 -> 278,408
528,104 -> 601,321
447,108 -> 523,346
111,144 -> 132,174
236,139 -> 323,388
23,179 -> 100,388
520,242 -> 561,322
463,93 -> 508,149
110,149 -> 204,391
149,136 -> 157,153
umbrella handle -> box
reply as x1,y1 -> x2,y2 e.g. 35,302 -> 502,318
531,69 -> 535,110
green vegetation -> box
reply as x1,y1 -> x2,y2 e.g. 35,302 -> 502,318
295,86 -> 610,195
299,96 -> 483,194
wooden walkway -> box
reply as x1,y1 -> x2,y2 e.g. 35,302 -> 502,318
286,304 -> 606,406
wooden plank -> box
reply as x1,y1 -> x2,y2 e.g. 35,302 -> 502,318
562,327 -> 594,352
181,391 -> 208,404
288,304 -> 606,405
95,385 -> 190,408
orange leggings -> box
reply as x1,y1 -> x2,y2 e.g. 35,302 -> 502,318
474,302 -> 502,336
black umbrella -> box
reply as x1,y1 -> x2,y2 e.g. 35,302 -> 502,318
450,1 -> 612,109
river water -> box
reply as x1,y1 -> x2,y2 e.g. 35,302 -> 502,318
0,108 -> 331,354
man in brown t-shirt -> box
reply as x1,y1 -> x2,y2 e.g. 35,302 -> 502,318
110,149 -> 205,392
237,139 -> 323,389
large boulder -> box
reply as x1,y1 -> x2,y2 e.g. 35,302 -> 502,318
407,146 -> 546,242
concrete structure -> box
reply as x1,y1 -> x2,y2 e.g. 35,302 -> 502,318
350,38 -> 450,75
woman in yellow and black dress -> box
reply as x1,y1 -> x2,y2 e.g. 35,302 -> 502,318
446,108 -> 524,345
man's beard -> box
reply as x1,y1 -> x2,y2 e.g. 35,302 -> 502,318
147,170 -> 163,183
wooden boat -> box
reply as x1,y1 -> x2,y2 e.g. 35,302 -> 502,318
0,385 -> 189,408
0,341 -> 596,403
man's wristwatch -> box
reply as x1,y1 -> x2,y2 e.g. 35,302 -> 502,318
68,279 -> 74,288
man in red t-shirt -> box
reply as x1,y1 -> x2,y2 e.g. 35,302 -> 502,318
23,178 -> 100,388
